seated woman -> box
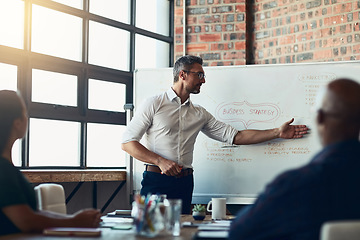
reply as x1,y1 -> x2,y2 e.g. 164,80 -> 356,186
0,90 -> 101,236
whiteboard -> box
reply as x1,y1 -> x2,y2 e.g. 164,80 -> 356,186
133,61 -> 360,204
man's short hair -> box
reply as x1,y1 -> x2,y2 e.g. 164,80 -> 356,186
173,55 -> 203,82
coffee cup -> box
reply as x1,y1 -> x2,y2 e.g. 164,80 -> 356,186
206,198 -> 226,220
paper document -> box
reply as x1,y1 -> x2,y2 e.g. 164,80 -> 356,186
194,230 -> 229,239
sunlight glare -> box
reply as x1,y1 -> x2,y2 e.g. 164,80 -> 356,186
90,0 -> 130,23
52,0 -> 82,9
0,63 -> 17,90
31,5 -> 82,61
0,0 -> 24,49
136,0 -> 169,35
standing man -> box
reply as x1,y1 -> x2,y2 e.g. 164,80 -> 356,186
229,78 -> 360,239
121,55 -> 308,213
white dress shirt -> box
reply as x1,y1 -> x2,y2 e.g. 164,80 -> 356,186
122,88 -> 238,168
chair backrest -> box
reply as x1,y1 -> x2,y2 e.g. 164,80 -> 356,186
320,220 -> 360,240
34,183 -> 67,214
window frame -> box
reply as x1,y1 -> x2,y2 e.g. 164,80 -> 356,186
0,0 -> 174,169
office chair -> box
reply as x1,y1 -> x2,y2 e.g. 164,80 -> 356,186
320,220 -> 360,240
34,183 -> 67,214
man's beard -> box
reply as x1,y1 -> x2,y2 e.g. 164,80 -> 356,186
188,85 -> 201,94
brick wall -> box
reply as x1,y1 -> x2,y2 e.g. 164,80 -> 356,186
174,0 -> 360,65
174,0 -> 247,66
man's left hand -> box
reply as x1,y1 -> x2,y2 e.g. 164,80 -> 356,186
279,118 -> 309,139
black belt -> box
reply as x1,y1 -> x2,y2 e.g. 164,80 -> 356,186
145,165 -> 193,178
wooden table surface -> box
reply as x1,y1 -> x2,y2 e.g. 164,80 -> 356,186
0,215 -> 226,240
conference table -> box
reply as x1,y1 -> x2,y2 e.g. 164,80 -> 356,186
0,215 -> 230,240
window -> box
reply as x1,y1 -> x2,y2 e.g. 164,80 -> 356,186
88,79 -> 126,112
87,123 -> 126,167
32,69 -> 77,107
88,21 -> 130,71
52,0 -> 82,9
0,0 -> 24,49
89,0 -> 130,24
0,0 -> 174,169
29,119 -> 80,167
31,5 -> 82,61
135,34 -> 170,69
0,62 -> 17,90
136,0 -> 170,36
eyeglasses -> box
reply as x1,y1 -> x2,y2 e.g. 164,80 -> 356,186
317,109 -> 341,118
183,70 -> 206,80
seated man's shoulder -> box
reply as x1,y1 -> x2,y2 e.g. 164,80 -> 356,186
263,163 -> 323,196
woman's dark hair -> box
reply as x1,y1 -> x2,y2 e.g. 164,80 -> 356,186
173,55 -> 203,83
0,90 -> 24,154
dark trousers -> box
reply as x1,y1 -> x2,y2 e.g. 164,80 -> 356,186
140,171 -> 194,214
